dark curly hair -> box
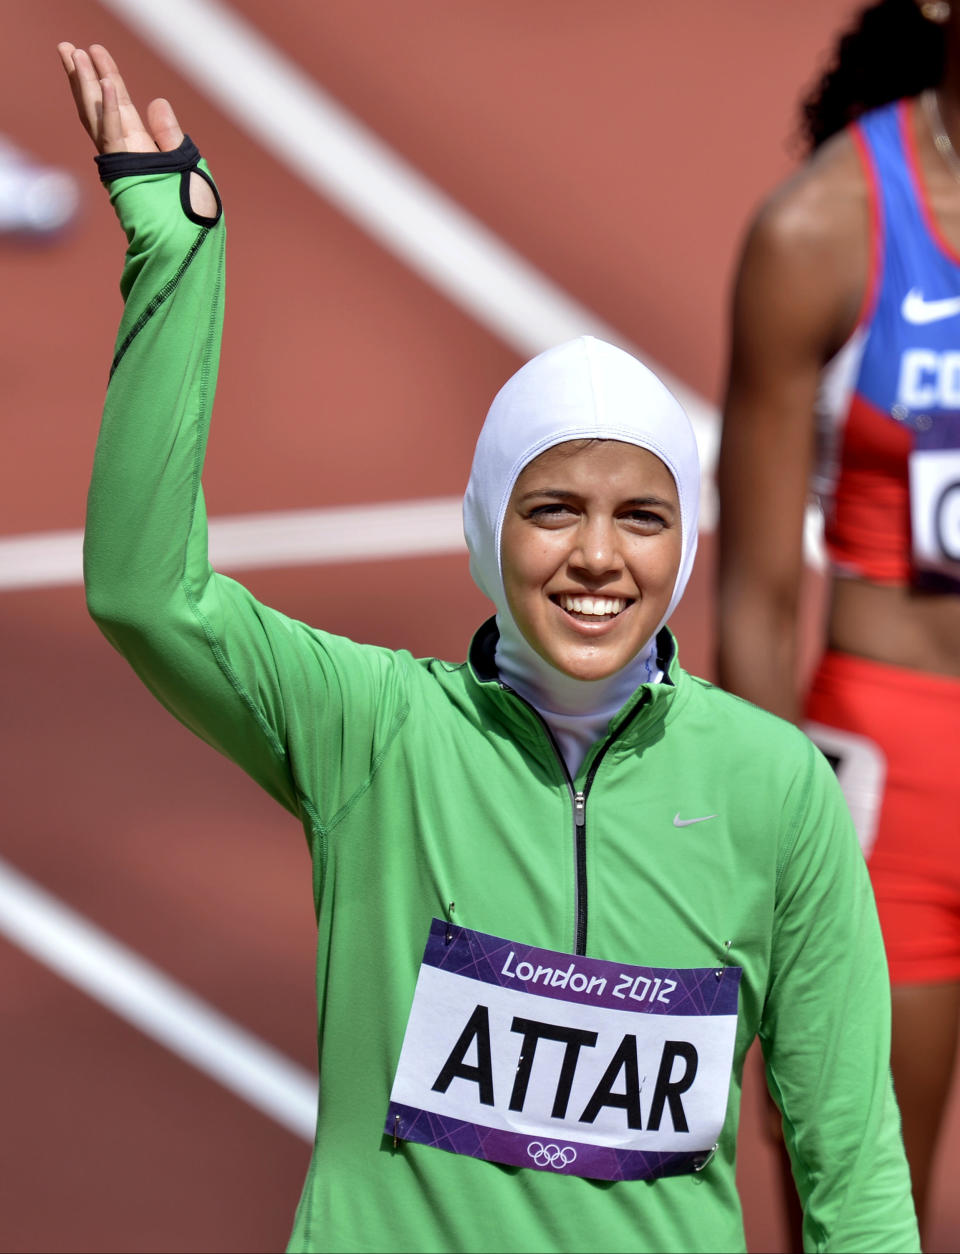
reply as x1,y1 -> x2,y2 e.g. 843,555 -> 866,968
800,0 -> 947,151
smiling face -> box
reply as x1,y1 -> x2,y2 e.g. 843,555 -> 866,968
500,439 -> 683,682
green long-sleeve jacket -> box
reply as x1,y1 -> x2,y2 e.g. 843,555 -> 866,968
84,143 -> 919,1254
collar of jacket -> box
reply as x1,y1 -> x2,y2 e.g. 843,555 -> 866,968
465,616 -> 682,766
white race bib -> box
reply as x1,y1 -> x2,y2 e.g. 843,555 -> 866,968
909,446 -> 960,588
804,721 -> 886,859
386,919 -> 741,1180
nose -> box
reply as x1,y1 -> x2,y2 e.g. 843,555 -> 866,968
569,515 -> 624,579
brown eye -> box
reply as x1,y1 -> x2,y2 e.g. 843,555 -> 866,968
529,503 -> 576,523
624,510 -> 666,530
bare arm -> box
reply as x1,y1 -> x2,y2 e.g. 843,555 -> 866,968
716,140 -> 869,720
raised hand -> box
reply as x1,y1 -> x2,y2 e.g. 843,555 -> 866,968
57,43 -> 184,155
57,42 -> 218,219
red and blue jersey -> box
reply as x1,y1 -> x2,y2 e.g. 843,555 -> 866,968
815,98 -> 960,590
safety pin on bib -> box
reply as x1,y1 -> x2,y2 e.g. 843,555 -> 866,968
714,939 -> 733,980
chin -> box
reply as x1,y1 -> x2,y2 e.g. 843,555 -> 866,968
549,650 -> 631,682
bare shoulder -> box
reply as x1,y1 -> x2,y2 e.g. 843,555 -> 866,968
732,130 -> 870,360
745,130 -> 868,273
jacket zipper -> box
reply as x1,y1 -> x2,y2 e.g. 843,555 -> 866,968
571,740 -> 625,955
573,790 -> 587,954
500,682 -> 651,957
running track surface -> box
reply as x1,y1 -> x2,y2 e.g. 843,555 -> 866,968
4,3 -> 959,1251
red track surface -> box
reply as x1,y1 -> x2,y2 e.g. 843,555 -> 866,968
3,2 -> 959,1251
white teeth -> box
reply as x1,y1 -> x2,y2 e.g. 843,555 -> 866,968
559,595 -> 626,616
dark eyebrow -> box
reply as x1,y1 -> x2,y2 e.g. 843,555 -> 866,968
515,488 -> 579,503
623,496 -> 677,512
517,488 -> 677,514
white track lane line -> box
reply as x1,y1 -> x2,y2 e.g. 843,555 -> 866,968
0,494 -> 823,592
0,855 -> 317,1140
96,0 -> 719,498
0,498 -> 466,591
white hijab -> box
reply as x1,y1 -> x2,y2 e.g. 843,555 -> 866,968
462,336 -> 700,774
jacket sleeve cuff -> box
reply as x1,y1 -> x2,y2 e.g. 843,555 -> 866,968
95,135 -> 203,183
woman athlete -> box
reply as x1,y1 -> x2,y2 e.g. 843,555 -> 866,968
718,0 -> 960,1239
61,41 -> 918,1254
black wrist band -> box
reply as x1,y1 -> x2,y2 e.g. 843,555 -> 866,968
95,135 -> 202,184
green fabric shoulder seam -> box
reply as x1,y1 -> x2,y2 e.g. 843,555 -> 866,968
304,695 -> 410,904
324,694 -> 411,837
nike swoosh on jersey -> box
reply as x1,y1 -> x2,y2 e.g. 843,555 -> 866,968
672,813 -> 718,827
901,287 -> 960,324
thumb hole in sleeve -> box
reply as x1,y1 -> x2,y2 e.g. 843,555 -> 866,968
180,167 -> 221,226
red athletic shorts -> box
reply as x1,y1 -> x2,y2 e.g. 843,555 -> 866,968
804,650 -> 960,985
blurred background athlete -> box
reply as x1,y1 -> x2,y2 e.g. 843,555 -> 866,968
718,0 -> 960,1241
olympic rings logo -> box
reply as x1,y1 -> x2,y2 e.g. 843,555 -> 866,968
527,1141 -> 577,1170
